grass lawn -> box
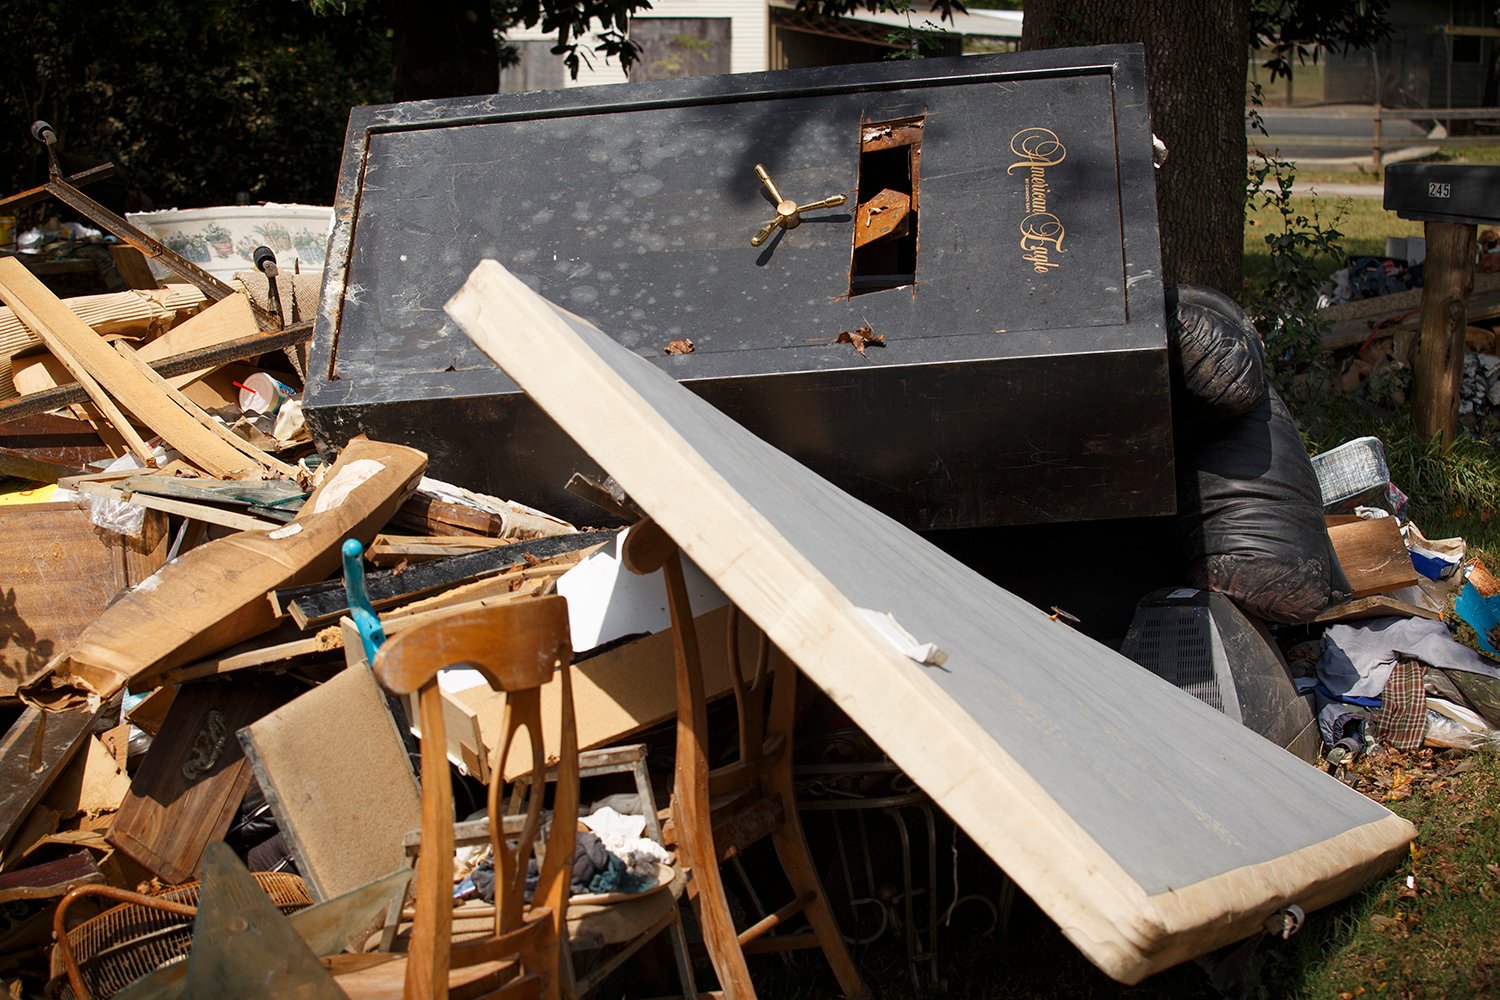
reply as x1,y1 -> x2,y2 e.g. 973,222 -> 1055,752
1242,168 -> 1500,555
1243,193 -> 1423,290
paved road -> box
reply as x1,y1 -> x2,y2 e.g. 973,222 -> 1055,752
1248,104 -> 1431,163
1288,181 -> 1385,199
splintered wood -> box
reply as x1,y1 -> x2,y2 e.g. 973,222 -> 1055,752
0,259 -> 261,477
24,436 -> 427,705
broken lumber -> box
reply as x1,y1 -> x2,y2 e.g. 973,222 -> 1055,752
0,705 -> 104,859
0,258 -> 259,477
73,479 -> 282,533
365,533 -> 511,565
1319,271 -> 1500,352
0,320 -> 312,424
113,339 -> 297,477
272,529 -> 614,630
23,435 -> 426,706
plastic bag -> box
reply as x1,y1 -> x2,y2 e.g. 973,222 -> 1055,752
84,491 -> 147,538
1166,284 -> 1267,420
1177,384 -> 1351,623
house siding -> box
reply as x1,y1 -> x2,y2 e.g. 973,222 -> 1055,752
505,0 -> 766,88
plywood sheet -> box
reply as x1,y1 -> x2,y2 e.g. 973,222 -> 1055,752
0,502 -> 166,696
445,260 -> 1416,985
108,677 -> 287,884
240,664 -> 421,902
1327,517 -> 1421,598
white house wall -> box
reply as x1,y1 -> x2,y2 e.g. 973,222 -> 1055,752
507,0 -> 768,87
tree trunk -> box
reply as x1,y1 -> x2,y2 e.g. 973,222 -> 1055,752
389,0 -> 498,102
1022,0 -> 1249,297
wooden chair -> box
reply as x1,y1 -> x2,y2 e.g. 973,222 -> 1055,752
336,596 -> 580,1000
621,518 -> 868,1000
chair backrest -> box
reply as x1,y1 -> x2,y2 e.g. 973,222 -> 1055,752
372,595 -> 578,1000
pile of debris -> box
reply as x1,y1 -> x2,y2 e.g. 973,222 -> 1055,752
0,263 -> 672,995
0,251 -> 1450,998
1321,255 -> 1500,435
1284,434 -> 1500,776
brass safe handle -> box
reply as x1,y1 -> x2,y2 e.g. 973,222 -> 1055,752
750,164 -> 848,247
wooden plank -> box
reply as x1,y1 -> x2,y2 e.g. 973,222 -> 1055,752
108,677 -> 288,884
137,292 -> 259,391
366,533 -> 512,565
0,706 -> 102,859
0,411 -> 115,472
160,627 -> 344,686
1314,593 -> 1442,624
0,259 -> 257,477
445,258 -> 1417,985
0,449 -> 83,483
1327,517 -> 1420,598
113,341 -> 298,477
0,502 -> 167,697
274,529 -> 615,631
23,436 -> 426,707
0,321 -> 312,424
239,665 -> 422,902
74,480 -> 280,533
0,849 -> 102,903
126,684 -> 178,737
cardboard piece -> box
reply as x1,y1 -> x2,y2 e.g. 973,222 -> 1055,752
1,285 -> 206,401
0,705 -> 103,860
240,664 -> 422,902
25,435 -> 427,706
446,259 -> 1416,984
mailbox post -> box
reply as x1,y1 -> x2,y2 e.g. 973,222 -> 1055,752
1384,164 -> 1494,446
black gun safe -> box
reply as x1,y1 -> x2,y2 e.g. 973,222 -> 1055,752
307,44 -> 1174,530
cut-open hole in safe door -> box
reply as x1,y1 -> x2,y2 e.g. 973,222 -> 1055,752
850,117 -> 923,296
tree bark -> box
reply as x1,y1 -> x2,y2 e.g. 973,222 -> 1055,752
1412,220 -> 1476,447
389,0 -> 499,102
1021,0 -> 1249,297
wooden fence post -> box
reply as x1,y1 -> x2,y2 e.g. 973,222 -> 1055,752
1411,220 -> 1476,447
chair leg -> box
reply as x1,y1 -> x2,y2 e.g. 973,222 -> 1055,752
766,784 -> 869,1000
677,792 -> 759,999
666,913 -> 701,999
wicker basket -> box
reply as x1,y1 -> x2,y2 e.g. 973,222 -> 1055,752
48,872 -> 311,1000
